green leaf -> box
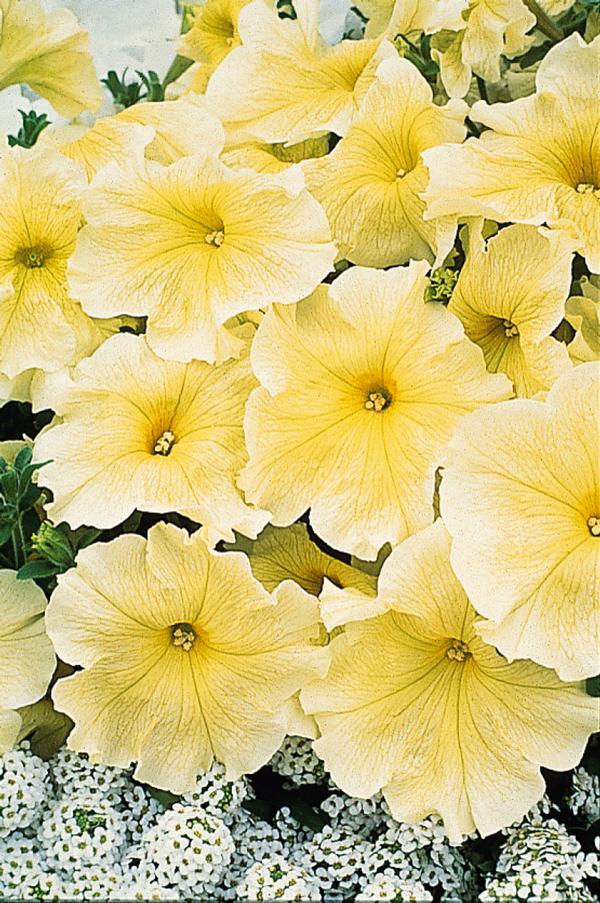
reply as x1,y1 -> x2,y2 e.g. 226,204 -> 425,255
13,446 -> 33,471
144,785 -> 181,809
162,54 -> 194,90
17,559 -> 61,580
7,110 -> 51,149
287,799 -> 329,832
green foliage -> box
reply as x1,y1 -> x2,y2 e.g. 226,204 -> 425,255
0,446 -> 46,569
101,68 -> 166,106
394,32 -> 439,80
7,110 -> 51,149
425,267 -> 459,304
17,700 -> 73,761
277,0 -> 296,20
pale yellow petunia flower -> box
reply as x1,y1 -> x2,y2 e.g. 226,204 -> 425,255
224,522 -> 381,629
46,523 -> 329,792
205,0 -> 397,144
565,276 -> 600,365
430,0 -> 536,97
441,362 -> 600,681
41,96 -> 225,180
423,34 -> 600,272
0,569 -> 57,753
301,521 -> 598,841
449,223 -> 574,397
179,0 -> 252,71
239,262 -> 511,560
303,56 -> 467,268
0,148 -> 100,379
67,151 -> 335,364
0,0 -> 101,116
32,332 -> 268,542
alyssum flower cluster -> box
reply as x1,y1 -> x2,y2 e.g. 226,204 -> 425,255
0,0 -> 598,895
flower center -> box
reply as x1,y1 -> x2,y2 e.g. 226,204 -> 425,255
153,430 -> 176,456
576,182 -> 600,196
502,319 -> 519,338
396,168 -> 407,179
205,229 -> 225,247
171,622 -> 196,652
365,389 -> 392,412
587,516 -> 600,537
446,639 -> 471,662
15,246 -> 48,269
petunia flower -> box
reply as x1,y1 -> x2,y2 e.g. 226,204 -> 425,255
423,33 -> 600,273
303,56 -> 467,268
0,569 -> 57,753
205,0 -> 397,144
42,96 -> 225,180
300,521 -> 598,841
179,0 -> 252,72
67,150 -> 335,364
239,262 -> 511,560
0,0 -> 102,116
32,332 -> 268,541
565,276 -> 600,366
46,523 -> 329,792
441,363 -> 600,681
0,147 -> 100,379
448,223 -> 574,397
224,522 -> 381,629
430,0 -> 536,98
356,0 -> 467,39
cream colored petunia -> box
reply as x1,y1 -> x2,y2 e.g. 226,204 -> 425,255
42,96 -> 225,179
301,521 -> 598,841
0,569 -> 57,753
224,522 -> 381,629
449,223 -> 574,397
441,363 -> 600,681
0,147 -> 100,379
222,136 -> 330,175
566,276 -> 600,365
303,56 -> 466,268
179,0 -> 252,71
205,0 -> 397,144
67,150 -> 335,364
358,0 -> 467,39
423,34 -> 600,272
46,523 -> 329,792
430,0 -> 536,98
239,262 -> 511,560
32,332 -> 268,542
0,0 -> 102,116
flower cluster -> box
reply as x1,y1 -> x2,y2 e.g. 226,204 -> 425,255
0,0 -> 598,895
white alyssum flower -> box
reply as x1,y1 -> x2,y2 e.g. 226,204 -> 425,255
296,825 -> 371,898
0,742 -> 52,838
63,864 -> 124,900
50,747 -> 132,801
0,833 -> 64,899
320,791 -> 385,839
366,815 -> 473,899
480,818 -> 599,902
237,854 -> 321,901
356,873 -> 434,901
567,768 -> 600,827
40,796 -> 127,874
270,737 -> 327,787
134,804 -> 234,895
181,761 -> 251,822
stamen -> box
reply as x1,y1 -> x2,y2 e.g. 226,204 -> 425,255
502,319 -> 519,338
153,430 -> 176,456
16,246 -> 47,268
365,390 -> 391,412
576,182 -> 599,196
446,639 -> 471,662
587,516 -> 600,537
396,168 -> 406,179
171,623 -> 196,652
205,229 -> 225,247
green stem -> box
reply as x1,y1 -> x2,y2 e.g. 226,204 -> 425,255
14,514 -> 27,568
522,0 -> 564,42
476,76 -> 489,104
